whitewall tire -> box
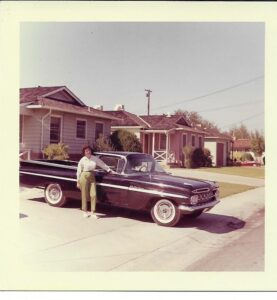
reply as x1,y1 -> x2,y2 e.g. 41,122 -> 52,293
44,183 -> 67,207
151,199 -> 181,227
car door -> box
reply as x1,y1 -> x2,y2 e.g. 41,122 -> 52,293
95,155 -> 129,207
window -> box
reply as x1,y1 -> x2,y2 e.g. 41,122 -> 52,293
20,115 -> 23,143
95,123 -> 104,140
199,136 -> 202,148
124,155 -> 166,175
160,134 -> 166,150
154,133 -> 166,150
76,119 -> 86,139
99,156 -> 125,173
191,135 -> 195,147
182,134 -> 187,147
50,116 -> 61,143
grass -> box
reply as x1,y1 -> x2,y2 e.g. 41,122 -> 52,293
200,166 -> 265,179
218,182 -> 255,199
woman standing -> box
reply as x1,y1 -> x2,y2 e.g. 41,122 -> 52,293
76,145 -> 115,218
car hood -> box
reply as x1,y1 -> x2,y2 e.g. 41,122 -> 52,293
150,173 -> 215,190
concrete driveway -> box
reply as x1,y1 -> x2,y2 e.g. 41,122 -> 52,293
19,182 -> 264,271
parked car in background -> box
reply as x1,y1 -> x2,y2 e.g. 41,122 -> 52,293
20,152 -> 220,227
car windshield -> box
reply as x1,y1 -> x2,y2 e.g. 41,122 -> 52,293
124,155 -> 166,174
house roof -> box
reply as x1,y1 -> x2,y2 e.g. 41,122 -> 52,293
20,86 -> 118,120
105,111 -> 206,133
20,86 -> 66,103
233,139 -> 251,150
204,129 -> 233,140
140,114 -> 191,130
104,110 -> 149,127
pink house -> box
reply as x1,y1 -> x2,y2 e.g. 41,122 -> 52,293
105,109 -> 207,166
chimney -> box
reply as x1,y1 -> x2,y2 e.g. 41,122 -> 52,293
93,105 -> 103,111
114,104 -> 125,111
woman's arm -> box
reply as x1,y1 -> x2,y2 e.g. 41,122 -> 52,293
94,156 -> 116,173
76,158 -> 83,182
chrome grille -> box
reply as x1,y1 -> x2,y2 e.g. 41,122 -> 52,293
192,188 -> 210,194
198,191 -> 214,203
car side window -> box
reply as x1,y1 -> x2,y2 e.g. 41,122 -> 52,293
98,156 -> 125,174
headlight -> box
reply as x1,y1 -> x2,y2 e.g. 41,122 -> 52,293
190,195 -> 199,205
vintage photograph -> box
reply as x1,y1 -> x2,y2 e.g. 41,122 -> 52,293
19,22 -> 265,272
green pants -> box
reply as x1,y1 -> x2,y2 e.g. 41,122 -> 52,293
79,171 -> 97,212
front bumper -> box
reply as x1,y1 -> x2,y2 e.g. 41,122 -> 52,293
178,199 -> 220,212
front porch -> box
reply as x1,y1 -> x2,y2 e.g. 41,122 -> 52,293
141,131 -> 179,165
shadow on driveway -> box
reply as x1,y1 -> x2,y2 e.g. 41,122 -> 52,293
26,196 -> 245,235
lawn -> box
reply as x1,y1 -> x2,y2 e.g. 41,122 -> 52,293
218,182 -> 255,199
200,166 -> 265,179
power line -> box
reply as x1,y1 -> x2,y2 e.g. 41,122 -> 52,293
221,111 -> 264,129
198,100 -> 262,113
152,75 -> 264,111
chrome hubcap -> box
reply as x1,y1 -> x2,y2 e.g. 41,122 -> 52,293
49,187 -> 60,201
155,200 -> 175,223
46,184 -> 62,204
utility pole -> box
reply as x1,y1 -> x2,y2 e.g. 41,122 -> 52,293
145,89 -> 152,116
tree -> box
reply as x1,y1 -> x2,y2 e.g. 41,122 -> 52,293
250,130 -> 265,156
229,124 -> 250,139
174,109 -> 220,133
110,130 -> 142,152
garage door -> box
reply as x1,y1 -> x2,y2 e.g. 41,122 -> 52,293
216,143 -> 224,167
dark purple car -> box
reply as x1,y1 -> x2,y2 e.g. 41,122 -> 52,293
20,152 -> 220,227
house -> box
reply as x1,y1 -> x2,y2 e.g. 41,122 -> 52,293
204,130 -> 233,167
105,107 -> 207,166
233,138 -> 251,152
20,86 -> 117,160
104,106 -> 148,139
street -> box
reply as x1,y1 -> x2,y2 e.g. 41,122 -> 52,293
186,208 -> 264,271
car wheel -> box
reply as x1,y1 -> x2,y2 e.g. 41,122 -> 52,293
187,209 -> 204,218
151,199 -> 181,227
44,183 -> 67,207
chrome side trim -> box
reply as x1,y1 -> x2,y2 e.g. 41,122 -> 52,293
179,200 -> 220,212
20,171 -> 188,199
21,160 -> 77,170
127,179 -> 187,191
20,171 -> 77,182
94,183 -> 188,199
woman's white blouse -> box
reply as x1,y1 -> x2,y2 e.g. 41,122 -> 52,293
76,155 -> 110,182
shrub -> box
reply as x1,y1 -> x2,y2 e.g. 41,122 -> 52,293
183,147 -> 212,168
94,135 -> 114,152
240,152 -> 254,161
203,148 -> 213,167
43,143 -> 69,160
183,146 -> 193,168
110,130 -> 142,152
191,148 -> 205,168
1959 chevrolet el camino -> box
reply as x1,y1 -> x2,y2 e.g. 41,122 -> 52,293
20,151 -> 220,227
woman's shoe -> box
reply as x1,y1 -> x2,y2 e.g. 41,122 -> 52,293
91,213 -> 99,219
83,212 -> 91,218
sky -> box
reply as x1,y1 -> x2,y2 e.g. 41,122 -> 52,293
20,22 -> 265,132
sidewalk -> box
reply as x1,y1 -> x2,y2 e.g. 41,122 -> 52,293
169,168 -> 265,187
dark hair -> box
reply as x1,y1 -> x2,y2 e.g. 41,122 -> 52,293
82,145 -> 93,156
